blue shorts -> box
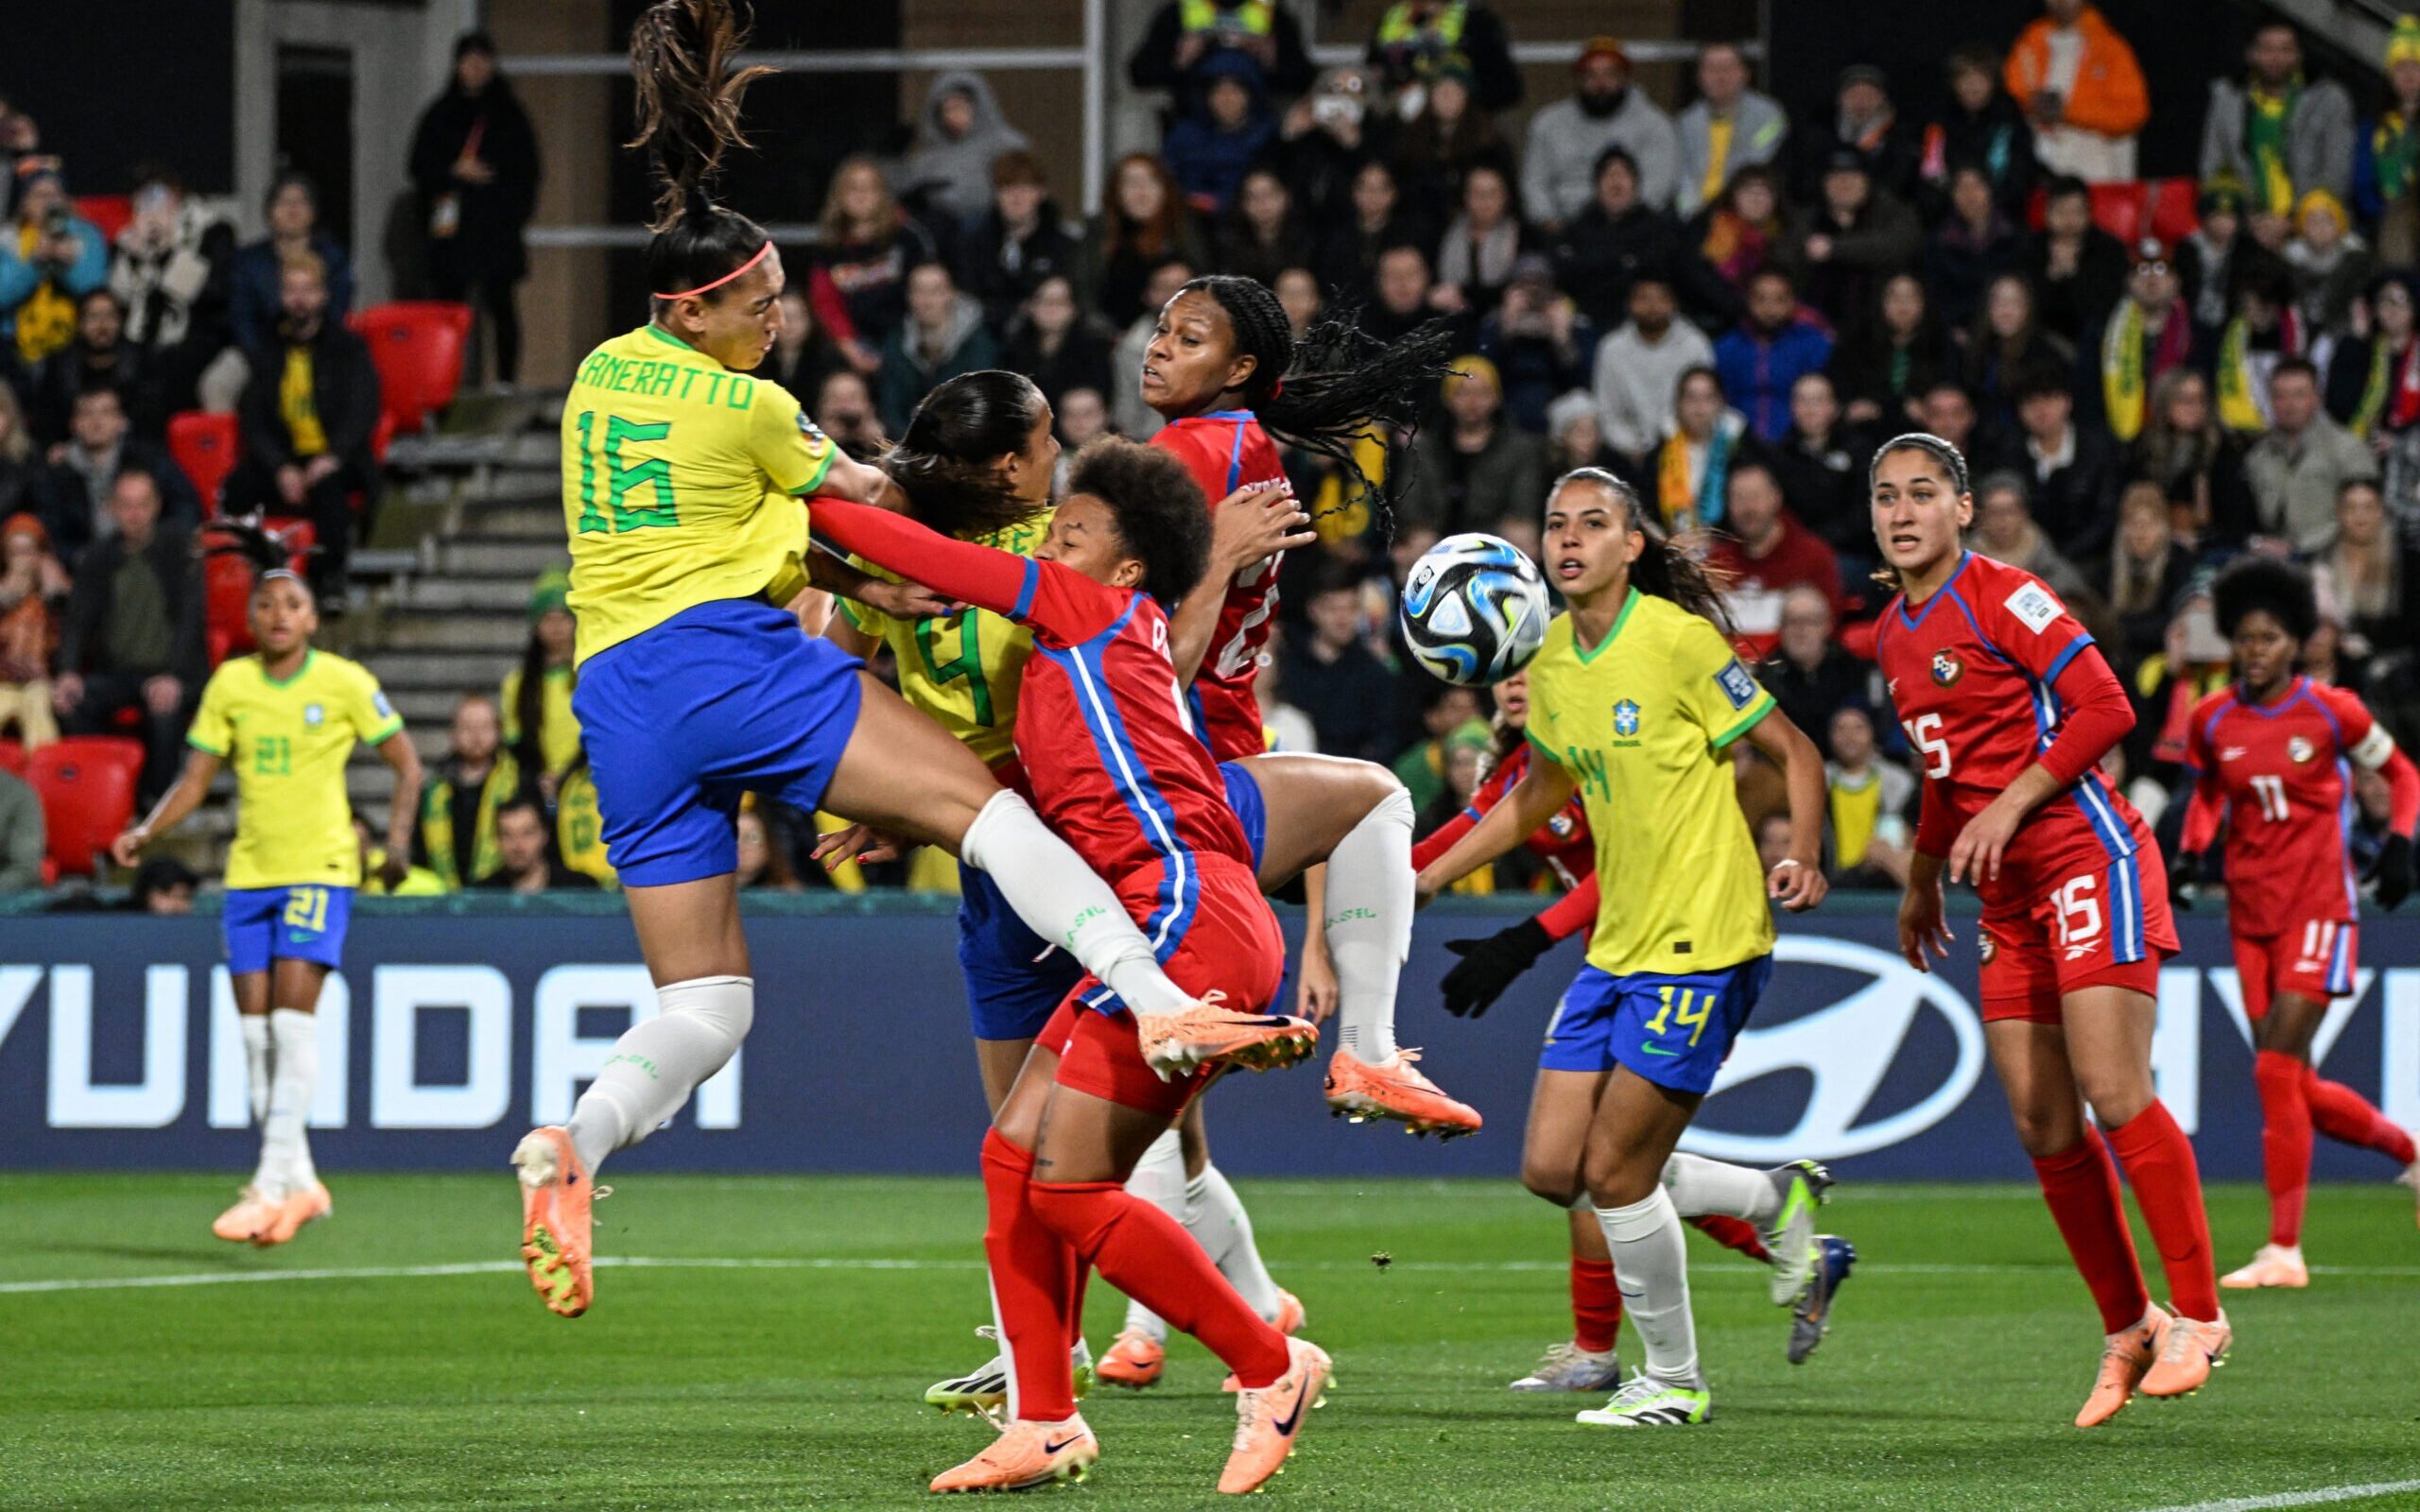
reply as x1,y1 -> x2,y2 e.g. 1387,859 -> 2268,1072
1538,954 -> 1772,1094
959,860 -> 1088,1041
224,885 -> 352,975
575,599 -> 865,887
1219,760 -> 1266,874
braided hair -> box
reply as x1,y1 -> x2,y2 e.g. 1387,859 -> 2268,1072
882,370 -> 1054,541
1175,273 -> 1459,513
629,0 -> 776,305
1547,467 -> 1737,636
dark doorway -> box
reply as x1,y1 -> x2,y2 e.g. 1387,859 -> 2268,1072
276,43 -> 355,250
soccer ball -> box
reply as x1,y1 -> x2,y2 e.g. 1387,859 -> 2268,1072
1399,533 -> 1551,686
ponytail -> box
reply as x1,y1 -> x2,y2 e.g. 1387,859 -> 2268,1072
1547,467 -> 1737,637
881,370 -> 1054,541
628,0 -> 775,300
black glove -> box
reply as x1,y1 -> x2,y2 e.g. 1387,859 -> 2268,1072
1441,917 -> 1554,1019
2169,850 -> 2202,910
2375,833 -> 2414,912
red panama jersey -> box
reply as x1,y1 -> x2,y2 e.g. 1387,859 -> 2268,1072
1151,410 -> 1292,762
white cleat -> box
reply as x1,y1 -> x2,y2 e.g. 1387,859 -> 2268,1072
2220,1243 -> 2308,1290
1509,1342 -> 1621,1393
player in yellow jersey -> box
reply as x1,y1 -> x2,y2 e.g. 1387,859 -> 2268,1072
512,0 -> 1256,1321
113,557 -> 423,1248
1417,468 -> 1830,1428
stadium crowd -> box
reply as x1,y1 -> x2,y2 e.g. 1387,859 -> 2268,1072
3,4 -> 2418,903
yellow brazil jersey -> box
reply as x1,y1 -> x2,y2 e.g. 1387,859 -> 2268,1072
1524,589 -> 1776,977
838,510 -> 1052,770
501,662 -> 581,777
562,325 -> 838,664
186,650 -> 404,891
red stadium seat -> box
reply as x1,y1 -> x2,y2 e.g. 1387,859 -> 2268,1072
0,738 -> 24,776
2088,181 -> 2148,245
2144,177 -> 2202,249
27,736 -> 143,878
73,194 -> 132,244
349,301 -> 473,437
168,410 -> 242,516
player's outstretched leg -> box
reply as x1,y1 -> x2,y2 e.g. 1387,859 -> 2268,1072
1664,1152 -> 1831,1305
1789,1235 -> 1856,1364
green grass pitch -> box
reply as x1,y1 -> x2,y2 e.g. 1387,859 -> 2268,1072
7,1171 -> 2420,1511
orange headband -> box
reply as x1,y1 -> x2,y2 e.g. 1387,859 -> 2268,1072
653,240 -> 773,301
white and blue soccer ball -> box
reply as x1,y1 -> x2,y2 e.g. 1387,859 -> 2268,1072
1398,532 -> 1551,686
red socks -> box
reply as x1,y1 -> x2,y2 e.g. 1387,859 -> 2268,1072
2030,1128 -> 2152,1335
1569,1257 -> 1622,1354
2255,1050 -> 2313,1248
2304,1065 -> 2418,1165
2103,1101 -> 2221,1325
1688,1213 -> 1772,1263
1029,1177 -> 1292,1389
979,1131 -> 1080,1422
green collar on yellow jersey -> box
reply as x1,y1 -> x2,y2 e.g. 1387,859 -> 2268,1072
644,323 -> 700,355
261,647 -> 317,688
1571,588 -> 1641,664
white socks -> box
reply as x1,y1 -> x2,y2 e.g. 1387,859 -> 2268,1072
1599,1187 -> 1699,1384
241,1014 -> 272,1125
1119,1147 -> 1286,1341
1118,1129 -> 1189,1343
252,1008 -> 320,1199
564,975 -> 754,1173
1662,1152 -> 1781,1226
1324,783 -> 1413,1063
959,791 -> 1191,1015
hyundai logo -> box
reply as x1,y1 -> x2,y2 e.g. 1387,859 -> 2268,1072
1680,937 -> 1985,1163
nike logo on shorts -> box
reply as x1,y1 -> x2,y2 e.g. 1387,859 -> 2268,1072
1640,1043 -> 1678,1057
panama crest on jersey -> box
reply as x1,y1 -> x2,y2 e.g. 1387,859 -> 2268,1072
1930,649 -> 1964,687
2288,735 -> 2315,764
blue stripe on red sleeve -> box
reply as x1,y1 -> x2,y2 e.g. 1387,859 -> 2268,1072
2042,633 -> 2094,685
1011,558 -> 1039,621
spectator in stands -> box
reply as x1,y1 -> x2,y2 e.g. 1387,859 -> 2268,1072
35,387 -> 196,566
1547,390 -> 1621,476
1431,164 -> 1525,317
1285,570 -> 1399,761
1921,48 -> 2034,219
0,511 -> 63,748
2128,369 -> 2255,549
29,289 -> 159,447
1918,378 -> 2013,475
1416,716 -> 1495,849
2327,270 -> 2420,438
1367,1 -> 1520,116
2094,239 -> 2194,443
0,386 -> 34,522
2003,0 -> 2149,183
1675,43 -> 1788,220
1705,460 -> 1841,651
52,468 -> 200,800
807,156 -> 939,378
1363,243 -> 1444,347
1772,370 -> 1871,559
2019,174 -> 2128,344
2327,476 -> 2420,654
1318,159 -> 1430,304
226,173 -> 354,362
765,289 -> 842,403
1644,365 -> 1758,530
420,693 -> 516,889
1077,154 -> 1207,329
1923,163 -> 2023,333
1716,268 -> 1832,442
1215,167 -> 1318,289
2015,370 -> 2120,560
1974,470 -> 2093,602
955,150 -> 1077,331
1129,0 -> 1314,116
1001,275 -> 1113,410
2246,356 -> 2377,552
1594,273 -> 1713,470
501,568 -> 578,800
1,160 -> 108,369
407,31 -> 540,386
1689,163 -> 1783,294
1824,704 -> 1914,888
2214,257 -> 2306,432
1053,387 -> 1109,480
2285,190 -> 2369,333
1392,59 -> 1515,229
876,262 -> 999,437
1831,271 -> 1950,428
105,164 -> 233,410
2358,17 -> 2420,234
1756,585 -> 1877,759
473,795 -> 595,893
2201,23 -> 2356,216
1163,53 -> 1278,215
0,764 -> 41,891
1798,65 -> 1920,201
130,855 -> 199,913
1478,253 -> 1593,433
734,802 -> 806,894
1781,151 -> 1920,332
1274,265 -> 1322,335
1111,258 -> 1197,441
1392,682 -> 1483,814
2093,481 -> 2195,675
224,254 -> 379,602
1963,272 -> 2074,435
1404,354 -> 1542,538
813,369 -> 886,456
1523,40 -> 1680,230
1270,66 -> 1379,227
2180,180 -> 2246,343
903,72 -> 1031,232
1548,147 -> 1684,328
354,814 -> 445,896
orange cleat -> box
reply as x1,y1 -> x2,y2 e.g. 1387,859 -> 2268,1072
2140,1308 -> 2231,1400
212,1186 -> 280,1244
1222,1292 -> 1307,1391
514,1126 -> 598,1318
1097,1328 -> 1166,1388
2075,1305 -> 2168,1428
1134,995 -> 1318,1080
1323,1047 -> 1480,1138
1219,1336 -> 1330,1495
2220,1244 -> 2308,1290
929,1417 -> 1099,1494
252,1181 -> 331,1247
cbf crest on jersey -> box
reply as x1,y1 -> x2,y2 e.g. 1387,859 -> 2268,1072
1613,698 -> 1642,738
1931,649 -> 1964,687
302,703 -> 325,727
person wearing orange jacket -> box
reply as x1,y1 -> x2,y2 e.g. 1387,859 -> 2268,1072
2003,0 -> 2150,183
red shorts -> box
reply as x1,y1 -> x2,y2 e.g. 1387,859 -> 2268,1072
1041,855 -> 1286,1118
2231,917 -> 2359,1020
1975,807 -> 2178,1025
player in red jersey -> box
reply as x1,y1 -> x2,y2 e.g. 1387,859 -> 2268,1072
2175,558 -> 2420,1290
1872,433 -> 2225,1428
813,439 -> 1330,1496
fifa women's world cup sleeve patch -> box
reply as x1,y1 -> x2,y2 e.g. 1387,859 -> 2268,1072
2003,580 -> 2064,634
356,672 -> 405,743
1677,618 -> 1773,749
